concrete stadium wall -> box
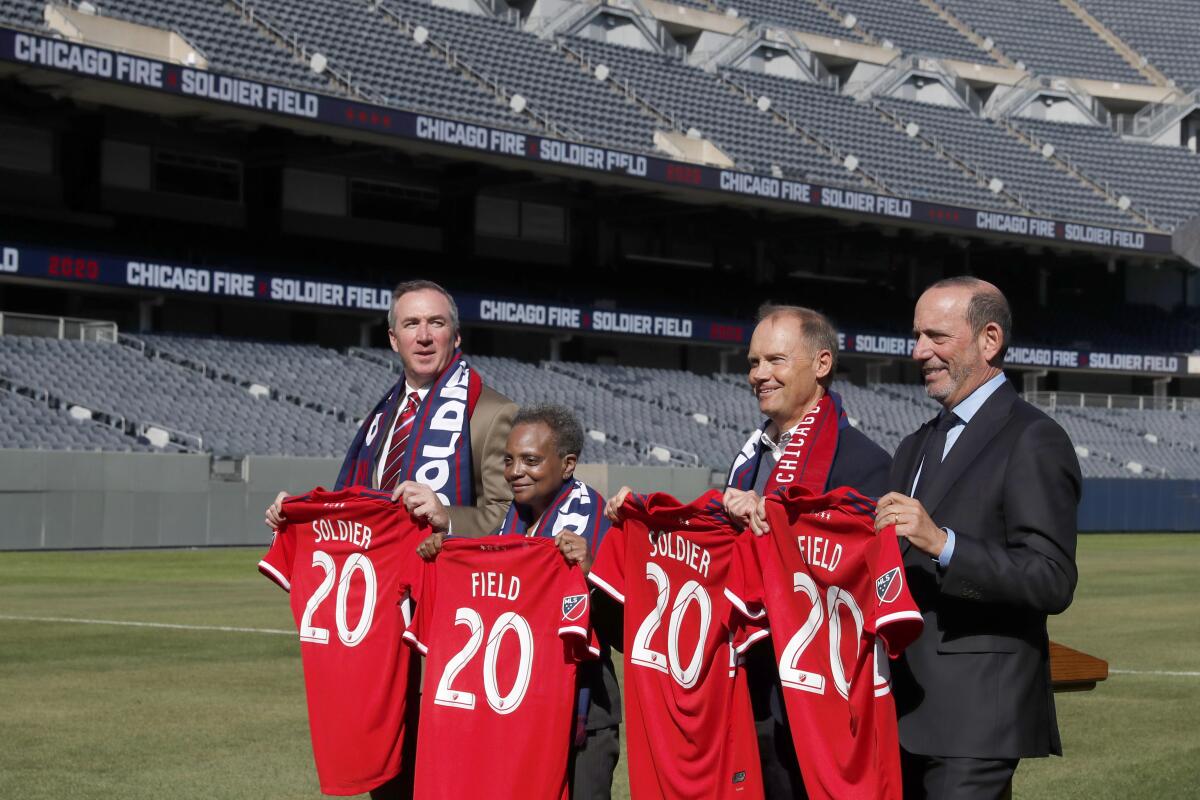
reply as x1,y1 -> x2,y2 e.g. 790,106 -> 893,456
1,450 -> 1194,549
0,450 -> 716,550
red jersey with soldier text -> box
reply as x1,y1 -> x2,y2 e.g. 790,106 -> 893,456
589,490 -> 768,800
258,487 -> 425,796
759,485 -> 924,800
402,536 -> 598,800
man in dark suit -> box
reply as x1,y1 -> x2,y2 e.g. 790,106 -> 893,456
875,277 -> 1081,799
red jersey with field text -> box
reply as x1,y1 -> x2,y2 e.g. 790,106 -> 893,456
258,486 -> 425,796
402,536 -> 598,800
589,490 -> 768,800
759,485 -> 924,800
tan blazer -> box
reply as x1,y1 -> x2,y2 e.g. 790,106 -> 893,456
367,382 -> 516,534
447,384 -> 517,534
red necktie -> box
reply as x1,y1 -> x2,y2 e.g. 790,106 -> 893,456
379,392 -> 420,491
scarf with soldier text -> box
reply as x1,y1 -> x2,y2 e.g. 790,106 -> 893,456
335,350 -> 482,506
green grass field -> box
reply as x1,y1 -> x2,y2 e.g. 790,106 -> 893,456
1,534 -> 1196,799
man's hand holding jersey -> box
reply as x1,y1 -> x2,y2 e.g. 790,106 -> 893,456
874,492 -> 948,558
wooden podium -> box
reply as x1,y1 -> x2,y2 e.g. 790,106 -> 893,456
1050,641 -> 1108,692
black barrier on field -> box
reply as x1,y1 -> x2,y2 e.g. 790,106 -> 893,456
1079,478 -> 1200,532
0,27 -> 1175,256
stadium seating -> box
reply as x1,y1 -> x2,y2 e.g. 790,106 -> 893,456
937,0 -> 1147,84
877,97 -> 1140,228
2,333 -> 1197,478
0,387 -> 156,452
725,69 -> 1005,208
245,0 -> 529,129
1079,0 -> 1200,90
382,0 -> 660,152
0,336 -> 356,457
3,0 -> 1197,235
1013,117 -> 1200,231
0,0 -> 334,92
566,36 -> 862,187
710,0 -> 862,41
830,0 -> 990,63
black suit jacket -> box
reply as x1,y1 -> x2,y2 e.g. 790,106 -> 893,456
889,380 -> 1081,760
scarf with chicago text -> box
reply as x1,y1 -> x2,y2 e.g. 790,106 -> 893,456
726,390 -> 846,496
498,478 -> 610,547
335,350 -> 482,506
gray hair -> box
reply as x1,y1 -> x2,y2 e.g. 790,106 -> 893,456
387,279 -> 460,335
756,303 -> 839,384
513,403 -> 585,459
927,276 -> 1011,362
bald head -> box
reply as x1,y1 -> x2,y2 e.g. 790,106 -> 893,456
925,277 -> 1011,364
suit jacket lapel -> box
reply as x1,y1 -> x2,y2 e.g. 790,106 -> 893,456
921,381 -> 1017,516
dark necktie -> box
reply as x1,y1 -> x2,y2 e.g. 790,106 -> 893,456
379,392 -> 420,491
913,412 -> 960,501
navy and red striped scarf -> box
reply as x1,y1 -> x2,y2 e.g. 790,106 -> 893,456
335,350 -> 482,506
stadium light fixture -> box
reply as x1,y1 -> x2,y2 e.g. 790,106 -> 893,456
594,64 -> 609,81
509,94 -> 527,113
843,154 -> 859,171
756,96 -> 771,112
413,26 -> 429,45
310,53 -> 328,75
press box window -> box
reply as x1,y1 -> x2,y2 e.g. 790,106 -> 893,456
153,150 -> 242,202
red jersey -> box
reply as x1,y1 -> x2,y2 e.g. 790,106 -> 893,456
590,490 -> 767,800
759,485 -> 924,800
259,486 -> 425,796
402,536 -> 597,800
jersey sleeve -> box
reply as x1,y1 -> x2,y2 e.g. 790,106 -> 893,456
258,526 -> 297,592
558,563 -> 600,660
871,527 -> 924,657
725,534 -> 770,654
400,558 -> 437,656
587,521 -> 627,605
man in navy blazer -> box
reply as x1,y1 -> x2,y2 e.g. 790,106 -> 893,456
875,277 -> 1081,799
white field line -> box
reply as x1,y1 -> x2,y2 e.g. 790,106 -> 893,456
1,616 -> 1197,675
0,614 -> 293,636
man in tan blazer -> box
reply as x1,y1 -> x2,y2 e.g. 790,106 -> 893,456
266,279 -> 516,537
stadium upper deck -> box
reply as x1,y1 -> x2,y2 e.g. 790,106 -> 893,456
1,0 -> 1198,237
